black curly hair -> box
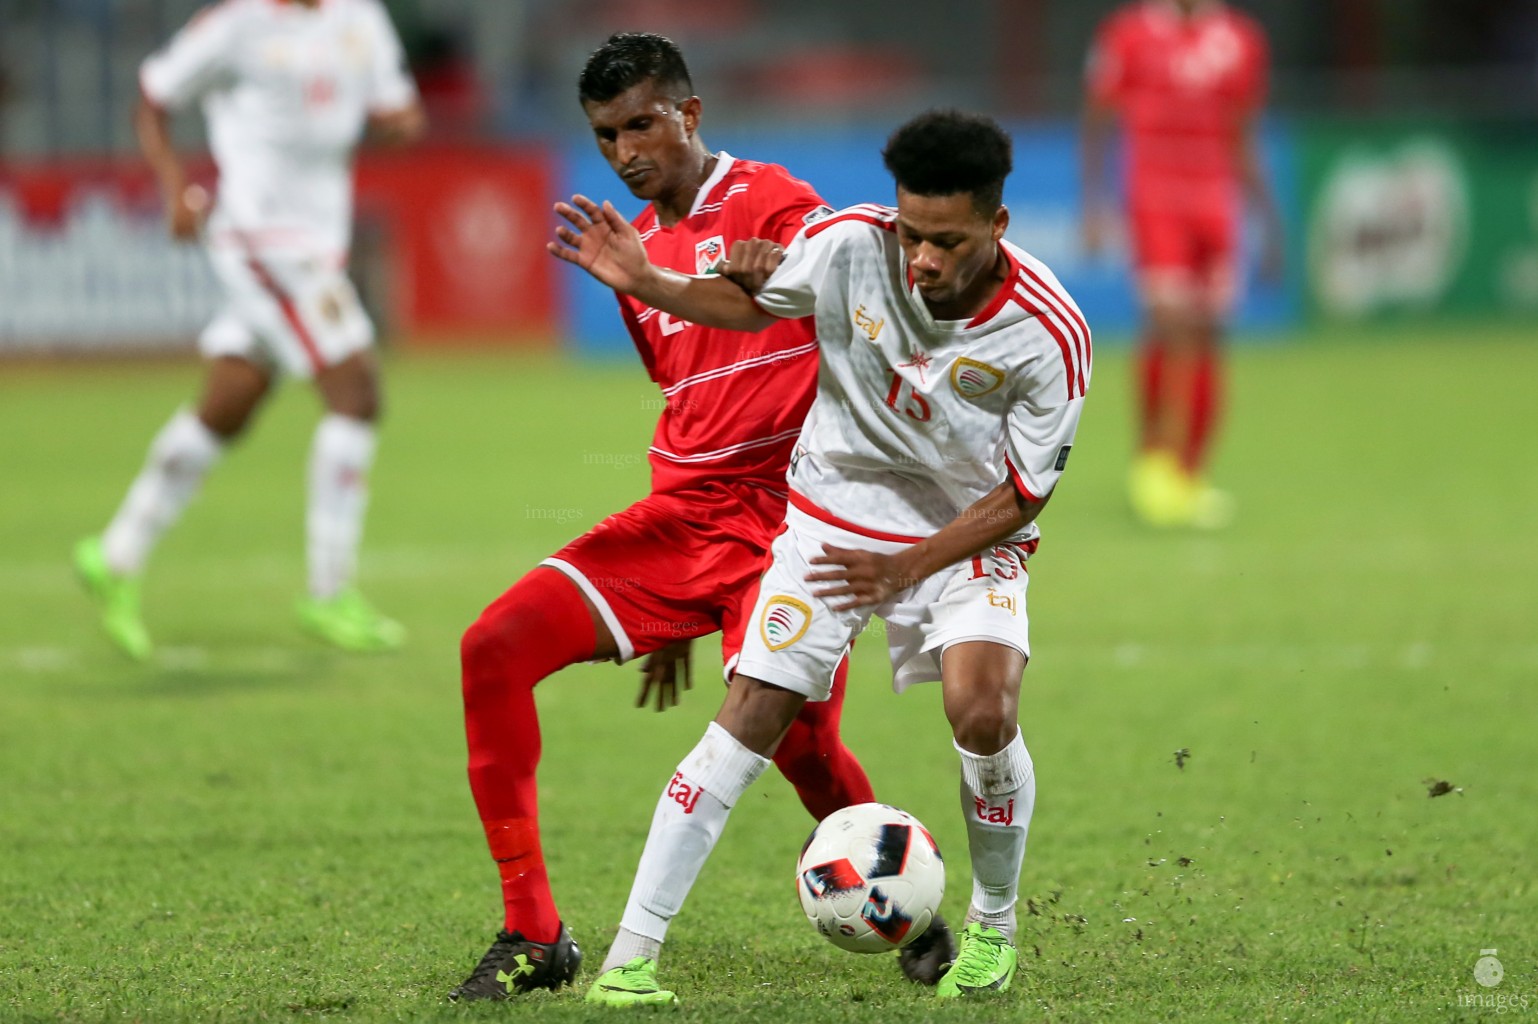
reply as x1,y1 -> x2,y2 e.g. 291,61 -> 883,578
578,32 -> 694,106
882,109 -> 1013,216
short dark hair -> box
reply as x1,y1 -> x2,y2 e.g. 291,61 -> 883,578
881,109 -> 1013,216
578,32 -> 694,106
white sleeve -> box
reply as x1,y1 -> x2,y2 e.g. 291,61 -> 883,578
752,220 -> 842,320
139,5 -> 240,110
363,3 -> 419,112
1003,395 -> 1084,502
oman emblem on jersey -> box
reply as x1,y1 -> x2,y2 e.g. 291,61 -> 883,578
695,235 -> 725,275
950,357 -> 1006,398
760,596 -> 812,651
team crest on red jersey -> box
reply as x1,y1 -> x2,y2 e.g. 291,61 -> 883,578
695,235 -> 725,274
950,357 -> 1005,398
760,596 -> 812,651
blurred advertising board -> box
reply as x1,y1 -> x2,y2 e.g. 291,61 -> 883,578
0,161 -> 217,354
0,147 -> 557,355
1301,119 -> 1538,323
355,146 -> 559,345
562,119 -> 1299,356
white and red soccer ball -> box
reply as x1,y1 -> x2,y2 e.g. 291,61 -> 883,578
795,802 -> 945,954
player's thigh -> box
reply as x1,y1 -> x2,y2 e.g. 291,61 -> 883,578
1192,209 -> 1241,324
544,492 -> 771,663
939,640 -> 1026,755
1131,209 -> 1205,337
467,564 -> 612,662
735,521 -> 872,703
211,247 -> 374,380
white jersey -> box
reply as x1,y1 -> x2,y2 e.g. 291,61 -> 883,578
754,204 -> 1091,545
139,0 -> 417,257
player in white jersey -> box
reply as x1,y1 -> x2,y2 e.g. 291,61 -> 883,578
74,0 -> 425,658
550,109 -> 1091,1004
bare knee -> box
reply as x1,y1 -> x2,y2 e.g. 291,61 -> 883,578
316,352 -> 381,422
460,610 -> 514,698
948,698 -> 1017,755
196,356 -> 272,439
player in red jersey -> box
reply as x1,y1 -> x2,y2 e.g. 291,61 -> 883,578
1082,0 -> 1282,528
448,33 -> 953,1001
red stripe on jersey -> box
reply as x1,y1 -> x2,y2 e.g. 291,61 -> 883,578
1003,454 -> 1043,503
1010,286 -> 1080,402
245,257 -> 325,373
789,491 -> 926,544
965,245 -> 1024,329
805,211 -> 896,239
661,340 -> 818,397
1015,277 -> 1086,400
1019,263 -> 1092,386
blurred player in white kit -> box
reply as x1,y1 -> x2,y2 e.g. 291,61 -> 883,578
74,0 -> 425,659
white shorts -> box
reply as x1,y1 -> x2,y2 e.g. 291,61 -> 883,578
201,243 -> 373,379
734,504 -> 1032,701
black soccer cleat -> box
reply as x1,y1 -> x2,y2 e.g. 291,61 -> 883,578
447,923 -> 583,1001
898,913 -> 958,986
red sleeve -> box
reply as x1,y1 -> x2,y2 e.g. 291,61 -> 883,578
1085,12 -> 1131,109
752,165 -> 831,248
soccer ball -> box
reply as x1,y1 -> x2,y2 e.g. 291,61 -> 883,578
795,802 -> 945,954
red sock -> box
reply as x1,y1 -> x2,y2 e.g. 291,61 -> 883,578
461,568 -> 595,943
1136,337 -> 1165,452
1182,347 -> 1222,473
772,653 -> 875,822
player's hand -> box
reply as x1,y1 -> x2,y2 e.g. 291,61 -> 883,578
367,103 -> 427,146
548,194 -> 652,293
721,238 -> 785,295
806,544 -> 919,611
166,184 -> 208,241
637,638 -> 693,712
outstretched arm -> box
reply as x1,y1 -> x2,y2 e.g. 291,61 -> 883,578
134,95 -> 205,241
548,194 -> 775,333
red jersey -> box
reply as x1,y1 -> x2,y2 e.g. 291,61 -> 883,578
1087,0 -> 1268,211
618,153 -> 831,495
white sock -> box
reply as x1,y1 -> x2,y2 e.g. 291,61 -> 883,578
102,409 -> 224,575
306,414 -> 376,599
600,722 -> 770,972
957,728 -> 1035,942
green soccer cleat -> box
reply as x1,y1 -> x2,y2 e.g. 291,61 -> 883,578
73,536 -> 152,661
296,588 -> 406,652
584,957 -> 678,1008
935,923 -> 1018,998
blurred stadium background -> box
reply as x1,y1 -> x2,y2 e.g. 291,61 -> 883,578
5,0 -> 1538,354
4,4 -> 1537,1019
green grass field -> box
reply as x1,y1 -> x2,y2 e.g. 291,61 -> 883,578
2,328 -> 1535,1023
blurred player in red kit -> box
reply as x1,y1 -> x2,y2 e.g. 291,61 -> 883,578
1082,0 -> 1282,528
449,33 -> 952,1001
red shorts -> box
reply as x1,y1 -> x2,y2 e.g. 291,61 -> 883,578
1129,204 -> 1239,312
540,482 -> 785,664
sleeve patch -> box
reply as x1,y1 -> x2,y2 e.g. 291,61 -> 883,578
1054,445 -> 1072,472
803,205 -> 835,225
